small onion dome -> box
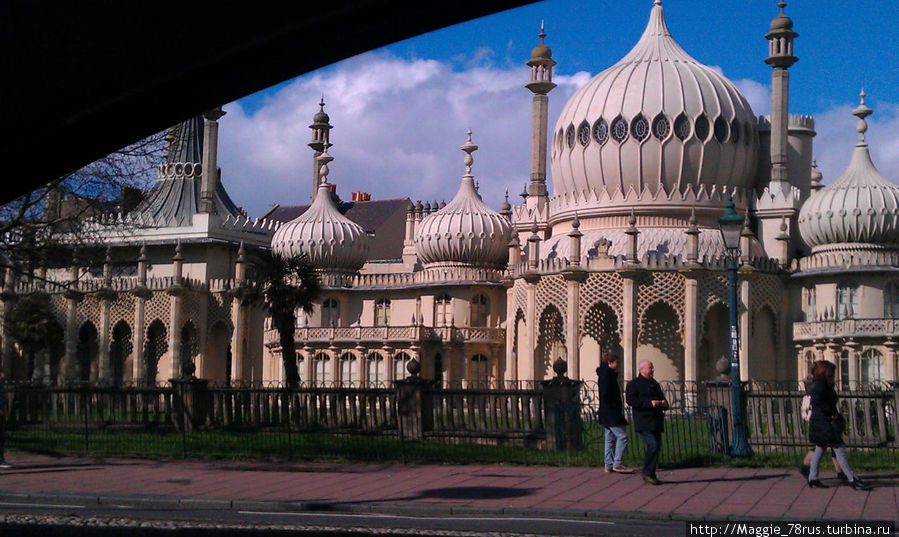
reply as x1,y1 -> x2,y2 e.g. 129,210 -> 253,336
799,92 -> 899,249
312,96 -> 330,125
769,1 -> 793,31
414,131 -> 513,267
531,23 -> 552,60
271,153 -> 371,273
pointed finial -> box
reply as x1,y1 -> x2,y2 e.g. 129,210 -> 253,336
237,241 -> 247,262
539,20 -> 546,42
319,94 -> 325,110
654,0 -> 662,5
520,184 -> 528,200
853,89 -> 872,144
778,1 -> 786,13
571,212 -> 580,230
531,217 -> 539,235
689,207 -> 697,227
105,245 -> 112,265
138,243 -> 148,262
779,215 -> 788,233
628,208 -> 637,226
173,240 -> 183,261
460,129 -> 478,175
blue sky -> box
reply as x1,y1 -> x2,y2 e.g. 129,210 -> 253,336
220,1 -> 899,217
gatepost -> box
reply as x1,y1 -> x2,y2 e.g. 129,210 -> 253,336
394,359 -> 435,440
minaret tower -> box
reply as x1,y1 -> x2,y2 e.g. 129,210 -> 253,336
765,1 -> 798,186
756,1 -> 804,263
525,22 -> 555,215
309,97 -> 332,200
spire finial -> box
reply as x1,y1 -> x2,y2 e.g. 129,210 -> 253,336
853,89 -> 873,145
571,212 -> 580,230
319,94 -> 325,110
778,1 -> 786,13
539,20 -> 546,42
460,129 -> 478,176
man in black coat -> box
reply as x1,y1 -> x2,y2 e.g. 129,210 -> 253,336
597,353 -> 633,473
625,360 -> 668,485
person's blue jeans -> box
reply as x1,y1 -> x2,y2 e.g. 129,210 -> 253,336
604,426 -> 628,468
638,430 -> 661,477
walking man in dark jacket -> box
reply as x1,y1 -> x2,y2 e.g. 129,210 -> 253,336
597,353 -> 633,473
625,360 -> 668,485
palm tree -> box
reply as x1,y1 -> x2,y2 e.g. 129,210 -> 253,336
247,250 -> 321,388
5,293 -> 63,382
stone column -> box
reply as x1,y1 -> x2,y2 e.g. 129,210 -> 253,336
503,280 -> 516,383
0,269 -> 17,378
523,273 -> 539,381
885,341 -> 897,382
303,346 -> 315,385
199,107 -> 226,214
229,244 -> 247,383
356,345 -> 367,386
330,344 -> 341,385
168,243 -> 186,380
619,273 -> 639,383
562,269 -> 586,381
98,297 -> 112,382
738,271 -> 753,382
64,261 -> 82,381
846,343 -> 859,388
682,271 -> 700,385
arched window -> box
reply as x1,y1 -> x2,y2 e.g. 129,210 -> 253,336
322,298 -> 339,327
805,286 -> 816,321
839,349 -> 850,391
340,352 -> 357,386
885,283 -> 899,318
470,294 -> 489,327
470,354 -> 489,387
314,352 -> 331,386
367,352 -> 384,385
803,351 -> 815,377
375,299 -> 391,326
836,283 -> 858,320
860,349 -> 883,386
394,352 -> 412,381
434,294 -> 452,326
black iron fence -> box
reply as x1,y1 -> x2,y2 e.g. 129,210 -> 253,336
5,376 -> 897,468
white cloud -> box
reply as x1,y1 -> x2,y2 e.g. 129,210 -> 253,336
219,52 -> 588,217
218,51 -> 899,220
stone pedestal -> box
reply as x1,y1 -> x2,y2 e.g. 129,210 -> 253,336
540,359 -> 583,451
395,360 -> 435,440
171,371 -> 212,431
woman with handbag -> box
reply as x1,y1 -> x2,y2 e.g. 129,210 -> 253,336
807,360 -> 871,490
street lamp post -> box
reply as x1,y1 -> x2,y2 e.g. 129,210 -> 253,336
718,198 -> 753,458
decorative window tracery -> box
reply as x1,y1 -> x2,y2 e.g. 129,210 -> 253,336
593,118 -> 609,144
674,114 -> 691,141
630,114 -> 649,142
611,116 -> 628,143
694,114 -> 710,141
566,125 -> 576,148
577,121 -> 591,146
652,114 -> 670,140
714,117 -> 728,143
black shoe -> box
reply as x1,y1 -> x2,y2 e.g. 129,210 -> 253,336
849,478 -> 872,491
642,474 -> 662,485
799,464 -> 810,477
808,479 -> 828,488
836,471 -> 848,483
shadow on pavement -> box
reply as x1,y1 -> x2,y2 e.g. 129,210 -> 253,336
672,472 -> 792,484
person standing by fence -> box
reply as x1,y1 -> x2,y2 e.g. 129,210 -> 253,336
799,373 -> 845,482
597,353 -> 633,474
626,360 -> 668,485
807,360 -> 870,490
0,372 -> 9,469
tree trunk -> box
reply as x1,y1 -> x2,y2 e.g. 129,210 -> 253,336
277,313 -> 300,388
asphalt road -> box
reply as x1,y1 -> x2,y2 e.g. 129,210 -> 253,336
0,498 -> 682,536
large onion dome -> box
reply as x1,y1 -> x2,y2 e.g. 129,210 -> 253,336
799,92 -> 899,249
271,151 -> 372,272
551,0 -> 758,212
414,132 -> 513,268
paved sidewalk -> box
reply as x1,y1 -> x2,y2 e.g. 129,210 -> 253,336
0,452 -> 895,522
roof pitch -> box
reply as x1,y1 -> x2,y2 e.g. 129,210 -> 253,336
267,197 -> 410,233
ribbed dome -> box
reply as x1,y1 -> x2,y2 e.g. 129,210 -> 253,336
414,133 -> 512,268
769,2 -> 793,31
271,172 -> 372,272
551,1 -> 758,211
798,94 -> 899,249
